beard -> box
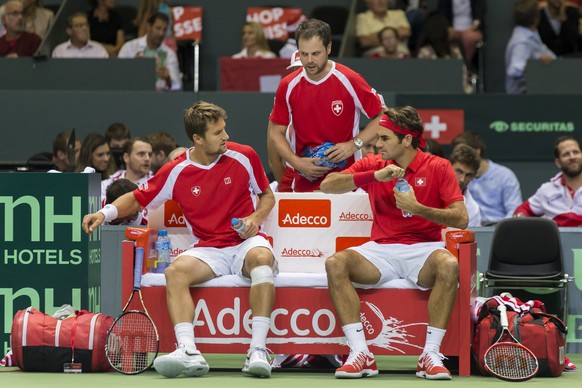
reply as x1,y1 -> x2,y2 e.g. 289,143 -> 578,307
561,162 -> 582,178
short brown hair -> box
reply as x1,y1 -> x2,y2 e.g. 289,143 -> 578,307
183,101 -> 227,140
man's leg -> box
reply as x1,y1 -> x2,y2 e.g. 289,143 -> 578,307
325,249 -> 381,379
416,249 -> 459,380
242,247 -> 276,377
153,255 -> 215,378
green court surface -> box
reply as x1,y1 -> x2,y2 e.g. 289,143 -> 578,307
1,354 -> 580,387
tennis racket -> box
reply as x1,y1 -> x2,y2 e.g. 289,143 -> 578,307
106,246 -> 159,374
484,303 -> 538,381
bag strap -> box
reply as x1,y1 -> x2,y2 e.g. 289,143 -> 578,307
529,311 -> 568,334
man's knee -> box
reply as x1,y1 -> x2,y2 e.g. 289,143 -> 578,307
325,251 -> 350,277
250,265 -> 274,286
436,251 -> 459,282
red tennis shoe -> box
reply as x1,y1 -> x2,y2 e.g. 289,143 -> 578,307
334,350 -> 378,378
416,352 -> 452,380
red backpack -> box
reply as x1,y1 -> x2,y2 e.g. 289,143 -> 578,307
473,298 -> 567,377
10,307 -> 113,372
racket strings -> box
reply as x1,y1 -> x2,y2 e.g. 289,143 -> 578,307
107,312 -> 158,374
485,344 -> 538,380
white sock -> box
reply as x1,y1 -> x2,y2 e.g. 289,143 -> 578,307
423,326 -> 446,354
174,322 -> 196,350
250,316 -> 271,349
342,322 -> 368,353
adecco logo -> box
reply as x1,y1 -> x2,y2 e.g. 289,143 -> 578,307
278,199 -> 331,228
164,199 -> 186,227
489,121 -> 510,133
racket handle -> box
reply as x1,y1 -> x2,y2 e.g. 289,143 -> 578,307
498,303 -> 508,328
134,247 -> 145,290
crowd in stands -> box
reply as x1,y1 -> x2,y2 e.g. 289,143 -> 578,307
1,0 -> 582,93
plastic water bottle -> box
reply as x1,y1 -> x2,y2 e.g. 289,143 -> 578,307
232,218 -> 246,233
395,178 -> 413,218
153,230 -> 171,273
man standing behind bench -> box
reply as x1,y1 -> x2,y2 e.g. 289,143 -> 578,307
82,101 -> 277,378
320,106 -> 468,380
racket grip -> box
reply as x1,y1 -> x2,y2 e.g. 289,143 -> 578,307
134,247 -> 145,289
498,303 -> 508,327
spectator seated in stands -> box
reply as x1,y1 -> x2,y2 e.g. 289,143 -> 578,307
452,130 -> 523,225
233,21 -> 276,58
52,12 -> 109,58
0,0 -> 41,57
538,0 -> 581,57
506,0 -> 556,94
356,0 -> 411,57
118,12 -> 182,91
146,131 -> 177,174
105,121 -> 131,170
514,135 -> 582,226
88,0 -> 125,58
104,178 -> 147,226
415,11 -> 473,94
27,130 -> 81,172
20,0 -> 53,39
438,0 -> 485,67
75,133 -> 116,179
369,26 -> 409,58
134,0 -> 176,52
101,137 -> 154,203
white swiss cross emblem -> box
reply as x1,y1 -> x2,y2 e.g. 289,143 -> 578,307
331,100 -> 343,116
191,186 -> 201,196
424,115 -> 447,139
415,177 -> 426,187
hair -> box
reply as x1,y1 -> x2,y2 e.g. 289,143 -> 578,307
122,137 -> 152,155
451,130 -> 487,158
378,26 -> 400,42
554,135 -> 580,158
146,131 -> 177,155
383,106 -> 424,149
241,21 -> 271,51
52,131 -> 71,155
416,12 -> 452,58
424,138 -> 445,158
67,12 -> 88,28
295,19 -> 331,48
106,178 -> 138,204
76,133 -> 115,177
1,1 -> 22,19
167,146 -> 188,162
183,101 -> 227,140
147,11 -> 169,27
449,144 -> 480,173
134,0 -> 159,27
513,0 -> 539,28
105,122 -> 131,143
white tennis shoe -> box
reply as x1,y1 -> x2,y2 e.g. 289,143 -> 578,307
242,347 -> 272,377
153,345 -> 209,378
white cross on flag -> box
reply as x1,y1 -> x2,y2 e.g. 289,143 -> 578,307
417,109 -> 464,144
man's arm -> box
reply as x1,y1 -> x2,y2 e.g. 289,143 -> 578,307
238,187 -> 276,239
395,185 -> 469,229
269,120 -> 329,181
321,164 -> 404,194
325,114 -> 383,164
82,191 -> 141,234
267,121 -> 286,182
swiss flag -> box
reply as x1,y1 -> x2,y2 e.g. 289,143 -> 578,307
417,109 -> 464,144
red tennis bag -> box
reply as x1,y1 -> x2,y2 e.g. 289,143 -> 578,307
10,307 -> 114,372
473,298 -> 567,377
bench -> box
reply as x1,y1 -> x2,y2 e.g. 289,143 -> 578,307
120,193 -> 477,376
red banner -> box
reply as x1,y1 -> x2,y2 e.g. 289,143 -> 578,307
246,7 -> 303,41
172,6 -> 202,42
417,109 -> 464,144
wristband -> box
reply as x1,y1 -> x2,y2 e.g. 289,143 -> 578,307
98,204 -> 119,222
353,171 -> 377,187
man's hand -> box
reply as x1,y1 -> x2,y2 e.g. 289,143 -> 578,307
539,54 -> 554,65
82,213 -> 105,234
374,165 -> 405,182
295,157 -> 330,181
324,141 -> 357,163
393,184 -> 417,214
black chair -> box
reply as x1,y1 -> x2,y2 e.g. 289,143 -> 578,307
479,217 -> 572,323
310,5 -> 349,57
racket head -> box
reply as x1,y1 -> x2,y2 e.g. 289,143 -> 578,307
106,310 -> 159,375
484,341 -> 539,381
